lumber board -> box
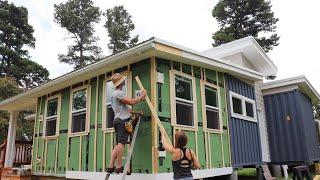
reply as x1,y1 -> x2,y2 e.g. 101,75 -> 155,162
135,76 -> 171,144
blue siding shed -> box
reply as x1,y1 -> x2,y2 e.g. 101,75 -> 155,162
264,89 -> 320,164
225,74 -> 262,167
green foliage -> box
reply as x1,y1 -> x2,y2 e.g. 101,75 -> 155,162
54,0 -> 102,69
0,77 -> 33,143
212,0 -> 279,52
104,5 -> 139,54
0,0 -> 49,89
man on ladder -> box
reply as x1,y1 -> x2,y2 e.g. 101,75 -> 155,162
106,73 -> 146,174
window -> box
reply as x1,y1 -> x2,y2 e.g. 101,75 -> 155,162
229,91 -> 257,122
71,88 -> 88,133
203,85 -> 220,130
174,74 -> 195,126
45,97 -> 60,137
105,76 -> 129,129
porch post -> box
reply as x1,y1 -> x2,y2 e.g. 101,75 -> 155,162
4,111 -> 18,167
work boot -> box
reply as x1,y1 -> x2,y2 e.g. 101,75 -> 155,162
115,167 -> 124,174
106,167 -> 115,173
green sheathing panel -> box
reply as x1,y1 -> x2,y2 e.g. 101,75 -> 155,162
45,140 -> 56,174
57,87 -> 70,174
157,121 -> 172,173
104,133 -> 112,170
69,136 -> 80,171
81,136 -> 89,171
210,133 -> 223,167
32,97 -> 41,172
223,130 -> 231,166
132,120 -> 152,173
96,76 -> 105,172
88,79 -> 97,171
156,58 -> 171,118
131,59 -> 152,172
132,59 -> 151,116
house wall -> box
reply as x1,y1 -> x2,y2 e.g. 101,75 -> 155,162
254,80 -> 270,162
263,89 -> 320,164
155,58 -> 231,172
31,57 -> 232,177
225,74 -> 262,167
31,59 -> 153,176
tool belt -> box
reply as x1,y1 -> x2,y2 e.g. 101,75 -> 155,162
125,112 -> 142,133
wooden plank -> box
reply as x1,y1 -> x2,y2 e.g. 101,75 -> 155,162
135,76 -> 171,144
150,57 -> 158,173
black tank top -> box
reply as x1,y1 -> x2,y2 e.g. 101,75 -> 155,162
172,147 -> 193,179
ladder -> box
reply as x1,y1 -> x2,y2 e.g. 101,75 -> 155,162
121,115 -> 142,180
105,115 -> 142,180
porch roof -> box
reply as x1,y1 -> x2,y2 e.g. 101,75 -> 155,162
0,37 -> 263,112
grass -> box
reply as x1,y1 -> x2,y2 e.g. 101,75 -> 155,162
237,168 -> 257,177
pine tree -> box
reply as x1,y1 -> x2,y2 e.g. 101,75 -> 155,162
212,0 -> 279,52
104,5 -> 139,54
0,0 -> 49,89
54,0 -> 102,69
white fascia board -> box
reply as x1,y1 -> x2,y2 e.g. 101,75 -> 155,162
262,76 -> 320,102
154,38 -> 263,80
201,36 -> 278,76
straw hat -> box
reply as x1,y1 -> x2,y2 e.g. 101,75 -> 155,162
111,73 -> 126,88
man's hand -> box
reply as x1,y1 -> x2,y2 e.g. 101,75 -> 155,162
140,89 -> 147,100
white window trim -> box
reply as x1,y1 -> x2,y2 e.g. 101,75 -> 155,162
102,71 -> 132,131
201,81 -> 223,133
229,91 -> 257,122
68,85 -> 91,136
170,70 -> 198,131
43,94 -> 61,139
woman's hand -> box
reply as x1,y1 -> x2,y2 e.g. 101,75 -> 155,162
140,89 -> 147,100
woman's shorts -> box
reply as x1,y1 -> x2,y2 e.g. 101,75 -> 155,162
114,118 -> 130,145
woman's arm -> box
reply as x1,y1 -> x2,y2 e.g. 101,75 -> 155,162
190,150 -> 201,169
160,128 -> 175,153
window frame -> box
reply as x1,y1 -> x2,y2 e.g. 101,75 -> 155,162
201,81 -> 222,133
170,70 -> 198,131
229,91 -> 257,122
102,71 -> 132,131
43,94 -> 61,139
68,85 -> 91,136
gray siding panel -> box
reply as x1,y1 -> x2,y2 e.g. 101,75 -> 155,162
225,74 -> 262,167
264,90 -> 320,164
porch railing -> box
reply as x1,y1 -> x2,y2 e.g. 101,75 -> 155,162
0,139 -> 33,168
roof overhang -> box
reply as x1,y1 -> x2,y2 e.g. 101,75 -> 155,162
0,37 -> 264,112
201,36 -> 278,77
262,76 -> 320,103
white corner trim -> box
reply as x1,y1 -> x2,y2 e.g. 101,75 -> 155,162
66,167 -> 233,180
229,91 -> 257,122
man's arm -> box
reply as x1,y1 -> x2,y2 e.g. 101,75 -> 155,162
121,89 -> 146,105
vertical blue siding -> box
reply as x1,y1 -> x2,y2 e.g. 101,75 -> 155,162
225,74 -> 262,167
264,90 -> 320,164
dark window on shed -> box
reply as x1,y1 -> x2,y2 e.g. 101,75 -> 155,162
245,101 -> 254,118
174,74 -> 194,126
71,88 -> 87,133
232,97 -> 242,115
45,98 -> 58,136
204,85 -> 220,130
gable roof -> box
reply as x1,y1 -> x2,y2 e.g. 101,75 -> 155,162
0,37 -> 264,111
262,76 -> 320,103
201,36 -> 278,77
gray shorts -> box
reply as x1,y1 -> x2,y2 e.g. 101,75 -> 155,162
114,118 -> 130,145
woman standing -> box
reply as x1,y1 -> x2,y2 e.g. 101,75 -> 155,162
160,129 -> 201,180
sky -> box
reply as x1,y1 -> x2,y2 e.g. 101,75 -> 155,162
9,0 -> 320,92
